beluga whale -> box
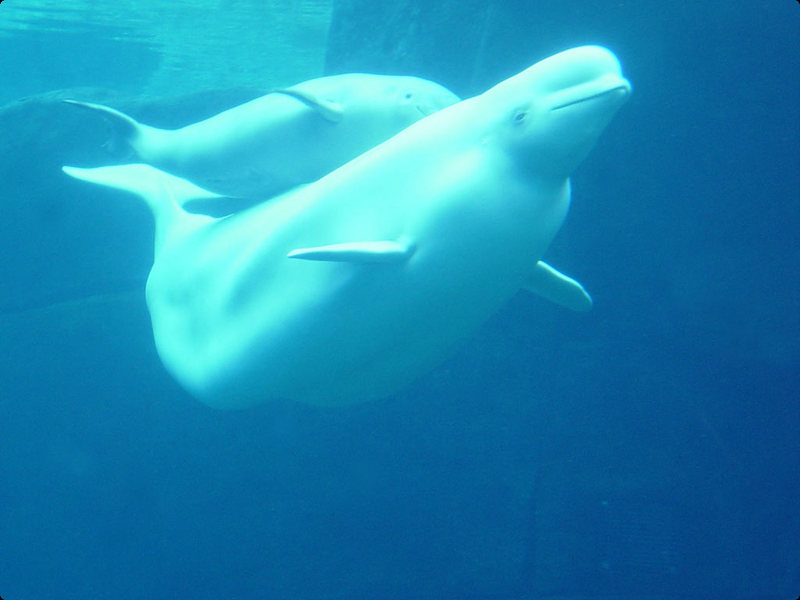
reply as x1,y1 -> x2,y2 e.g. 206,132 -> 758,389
63,46 -> 631,409
64,74 -> 459,201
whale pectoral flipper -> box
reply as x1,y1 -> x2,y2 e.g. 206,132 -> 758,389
524,261 -> 593,312
270,89 -> 345,123
287,241 -> 414,263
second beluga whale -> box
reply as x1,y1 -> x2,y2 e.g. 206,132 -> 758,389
65,74 -> 459,200
63,46 -> 630,408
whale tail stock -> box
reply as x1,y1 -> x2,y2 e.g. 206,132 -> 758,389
62,164 -> 217,251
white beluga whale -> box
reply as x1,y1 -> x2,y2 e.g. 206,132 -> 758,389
63,46 -> 630,408
64,73 -> 459,201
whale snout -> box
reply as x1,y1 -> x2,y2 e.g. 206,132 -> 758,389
549,74 -> 631,111
536,46 -> 625,91
538,46 -> 631,113
520,47 -> 630,117
487,45 -> 631,117
497,46 -> 631,177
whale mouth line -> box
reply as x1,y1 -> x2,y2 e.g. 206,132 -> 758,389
550,84 -> 630,111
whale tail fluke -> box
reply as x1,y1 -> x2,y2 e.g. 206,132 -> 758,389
63,100 -> 163,160
62,164 -> 218,251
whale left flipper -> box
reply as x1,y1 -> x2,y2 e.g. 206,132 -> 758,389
524,261 -> 593,312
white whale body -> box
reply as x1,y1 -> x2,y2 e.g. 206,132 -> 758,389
63,46 -> 630,408
65,73 -> 459,200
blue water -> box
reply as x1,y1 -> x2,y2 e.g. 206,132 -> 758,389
0,1 -> 798,599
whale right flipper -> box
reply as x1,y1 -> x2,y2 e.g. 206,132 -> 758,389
524,261 -> 593,312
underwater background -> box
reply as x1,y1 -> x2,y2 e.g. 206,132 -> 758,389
0,1 -> 798,598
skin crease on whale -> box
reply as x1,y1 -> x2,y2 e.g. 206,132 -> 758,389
63,46 -> 631,409
64,73 -> 460,201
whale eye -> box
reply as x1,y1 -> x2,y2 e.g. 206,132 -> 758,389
513,111 -> 527,123
404,92 -> 414,100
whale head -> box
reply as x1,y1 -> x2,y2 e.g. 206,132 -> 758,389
486,45 -> 631,178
